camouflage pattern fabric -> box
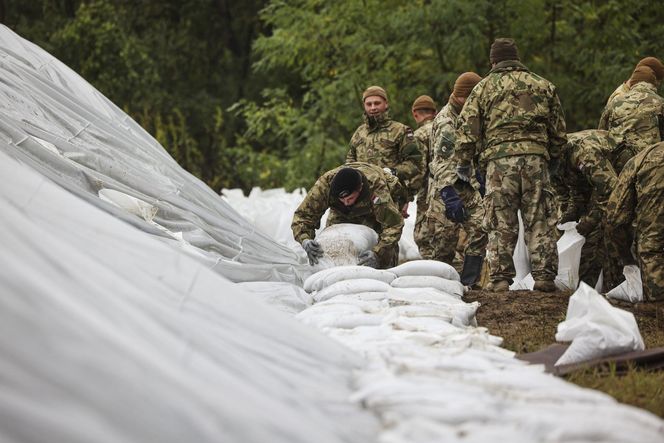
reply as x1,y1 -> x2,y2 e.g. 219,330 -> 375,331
598,82 -> 630,129
454,60 -> 565,284
484,155 -> 559,283
559,130 -> 617,286
291,162 -> 404,268
423,102 -> 486,264
599,81 -> 664,173
413,117 -> 435,257
455,60 -> 567,168
605,142 -> 664,301
347,111 -> 423,199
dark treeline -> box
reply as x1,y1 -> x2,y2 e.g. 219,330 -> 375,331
3,0 -> 664,192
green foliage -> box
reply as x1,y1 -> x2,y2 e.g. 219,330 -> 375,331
4,0 -> 664,191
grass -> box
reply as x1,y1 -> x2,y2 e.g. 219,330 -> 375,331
465,289 -> 664,418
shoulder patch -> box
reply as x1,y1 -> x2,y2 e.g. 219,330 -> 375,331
406,128 -> 414,140
371,194 -> 382,204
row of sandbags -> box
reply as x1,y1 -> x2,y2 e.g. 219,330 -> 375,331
295,260 -> 664,442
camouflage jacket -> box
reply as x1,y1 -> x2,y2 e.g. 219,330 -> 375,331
606,141 -> 664,251
599,82 -> 664,152
428,102 -> 481,204
598,82 -> 630,130
559,130 -> 617,231
346,112 -> 423,198
455,60 -> 567,167
291,162 -> 404,256
413,117 -> 434,202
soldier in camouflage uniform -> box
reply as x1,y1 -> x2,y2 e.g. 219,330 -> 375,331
455,38 -> 567,292
426,72 -> 487,286
347,86 -> 423,213
291,162 -> 405,269
410,95 -> 437,259
604,142 -> 664,301
558,130 -> 617,288
599,65 -> 664,174
599,56 -> 664,126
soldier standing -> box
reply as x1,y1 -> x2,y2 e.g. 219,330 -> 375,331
455,38 -> 567,292
605,142 -> 664,301
427,72 -> 487,287
599,65 -> 664,174
410,95 -> 437,259
598,56 -> 664,121
291,162 -> 405,269
347,86 -> 423,216
558,130 -> 617,287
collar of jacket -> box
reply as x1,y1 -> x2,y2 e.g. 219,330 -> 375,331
490,60 -> 529,74
364,111 -> 391,131
417,115 -> 435,127
631,81 -> 657,93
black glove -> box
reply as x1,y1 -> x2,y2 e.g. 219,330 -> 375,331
575,220 -> 593,237
302,239 -> 323,265
357,250 -> 379,268
475,169 -> 486,197
440,186 -> 467,223
456,165 -> 471,182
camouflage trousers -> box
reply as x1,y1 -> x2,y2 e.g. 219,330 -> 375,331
423,182 -> 486,266
639,252 -> 664,301
414,188 -> 433,258
484,155 -> 559,283
579,225 -> 605,288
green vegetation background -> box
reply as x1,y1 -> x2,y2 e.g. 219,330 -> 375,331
3,0 -> 663,193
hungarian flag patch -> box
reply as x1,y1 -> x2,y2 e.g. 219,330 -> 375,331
372,194 -> 381,204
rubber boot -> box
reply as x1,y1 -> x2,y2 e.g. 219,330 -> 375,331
460,255 -> 484,287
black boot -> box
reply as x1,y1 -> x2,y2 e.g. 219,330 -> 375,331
460,255 -> 484,287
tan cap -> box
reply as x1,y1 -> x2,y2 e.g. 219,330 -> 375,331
362,85 -> 388,102
630,65 -> 657,86
411,95 -> 437,112
452,72 -> 482,99
636,57 -> 664,82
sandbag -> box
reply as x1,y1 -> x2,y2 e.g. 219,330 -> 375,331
391,276 -> 465,298
388,260 -> 459,282
555,222 -> 585,290
303,266 -> 396,293
236,281 -> 313,314
555,283 -> 645,366
606,265 -> 643,303
314,223 -> 379,268
314,279 -> 392,303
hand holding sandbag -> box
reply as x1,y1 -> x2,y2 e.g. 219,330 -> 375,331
357,250 -> 379,268
302,239 -> 324,265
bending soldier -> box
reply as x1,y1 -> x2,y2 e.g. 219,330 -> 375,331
291,162 -> 405,269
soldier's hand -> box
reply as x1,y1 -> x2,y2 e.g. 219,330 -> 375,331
302,239 -> 324,265
401,202 -> 409,218
357,250 -> 379,268
455,165 -> 471,182
440,185 -> 467,223
575,220 -> 593,237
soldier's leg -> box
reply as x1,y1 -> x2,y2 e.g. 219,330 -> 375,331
414,198 -> 433,258
484,158 -> 521,284
521,155 -> 559,282
425,194 -> 459,265
639,252 -> 664,301
457,184 -> 487,286
579,226 -> 603,287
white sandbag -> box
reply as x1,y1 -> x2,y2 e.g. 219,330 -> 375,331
510,273 -> 534,291
314,223 -> 379,267
555,283 -> 645,366
555,222 -> 585,290
99,188 -> 158,222
314,279 -> 392,303
391,276 -> 465,297
512,210 -> 531,281
298,311 -> 384,330
303,266 -> 396,293
388,287 -> 463,304
398,199 -> 422,263
606,265 -> 643,303
236,281 -> 313,314
388,260 -> 460,282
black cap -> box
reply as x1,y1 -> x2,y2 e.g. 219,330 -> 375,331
330,168 -> 362,198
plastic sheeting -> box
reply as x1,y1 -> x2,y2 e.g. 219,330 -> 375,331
0,150 -> 379,443
0,24 -> 307,285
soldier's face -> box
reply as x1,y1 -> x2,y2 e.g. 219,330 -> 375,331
339,189 -> 361,207
364,96 -> 388,116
